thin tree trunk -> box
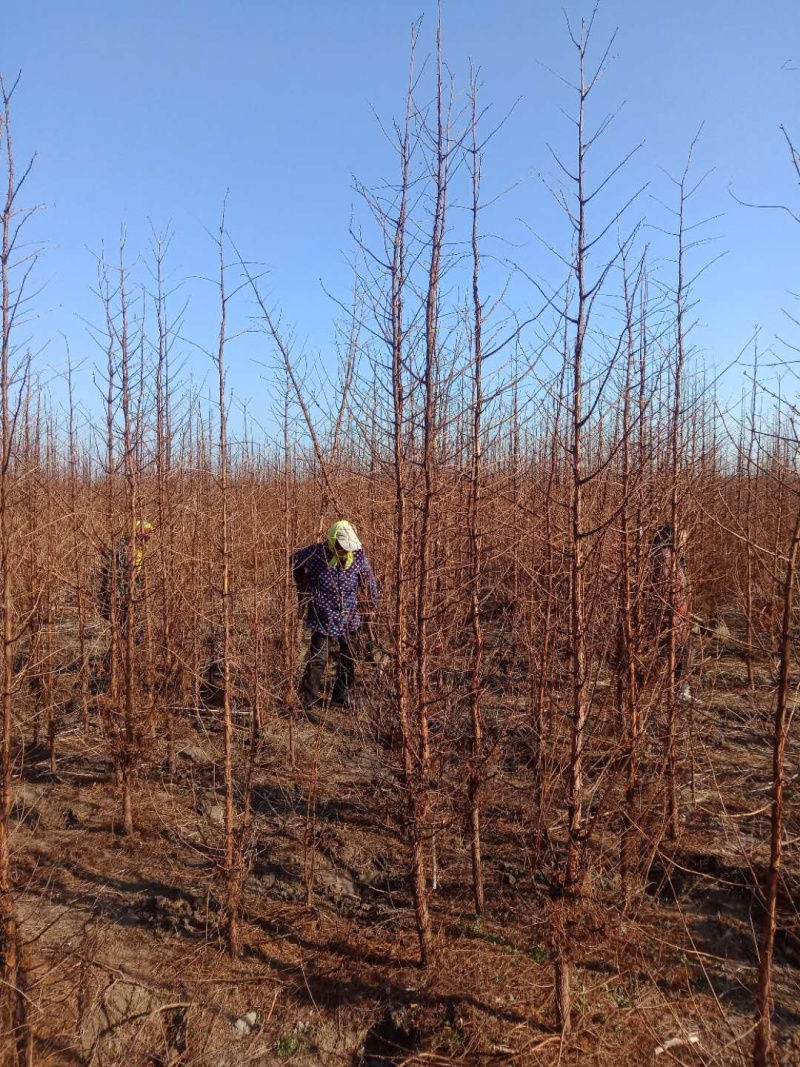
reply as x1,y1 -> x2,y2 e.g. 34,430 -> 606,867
0,74 -> 32,1065
467,72 -> 485,919
412,8 -> 449,966
214,211 -> 239,957
665,141 -> 697,842
619,255 -> 643,908
564,25 -> 590,906
118,239 -> 137,837
390,26 -> 434,968
753,505 -> 800,1067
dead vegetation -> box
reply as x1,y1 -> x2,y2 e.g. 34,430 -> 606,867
1,11 -> 800,1066
7,640 -> 800,1066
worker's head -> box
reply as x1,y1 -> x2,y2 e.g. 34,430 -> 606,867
329,521 -> 361,553
134,519 -> 153,542
326,520 -> 361,568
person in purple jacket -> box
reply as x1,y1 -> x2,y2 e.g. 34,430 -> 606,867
292,520 -> 378,710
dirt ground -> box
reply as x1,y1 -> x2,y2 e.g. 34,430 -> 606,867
7,628 -> 800,1066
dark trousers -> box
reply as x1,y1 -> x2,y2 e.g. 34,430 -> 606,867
300,632 -> 356,708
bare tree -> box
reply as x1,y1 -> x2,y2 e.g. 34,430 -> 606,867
753,491 -> 800,1066
0,71 -> 37,1065
466,70 -> 487,918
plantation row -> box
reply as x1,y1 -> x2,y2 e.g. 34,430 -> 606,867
1,14 -> 799,1063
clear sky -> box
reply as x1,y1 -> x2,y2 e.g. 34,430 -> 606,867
5,0 -> 800,431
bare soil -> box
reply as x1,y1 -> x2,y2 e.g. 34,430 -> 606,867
8,632 -> 800,1066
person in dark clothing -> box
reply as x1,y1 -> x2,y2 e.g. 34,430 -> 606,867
98,520 -> 153,634
648,523 -> 694,704
292,520 -> 378,710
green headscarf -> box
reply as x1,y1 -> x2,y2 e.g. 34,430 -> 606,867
326,520 -> 355,570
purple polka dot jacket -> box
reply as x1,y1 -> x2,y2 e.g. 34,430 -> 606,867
291,542 -> 378,636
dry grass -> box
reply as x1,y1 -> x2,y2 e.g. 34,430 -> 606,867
4,629 -> 797,1066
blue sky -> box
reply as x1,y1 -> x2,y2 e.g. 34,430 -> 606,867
5,0 -> 800,432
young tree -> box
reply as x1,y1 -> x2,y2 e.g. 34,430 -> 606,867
0,71 -> 37,1065
539,10 -> 643,1030
466,71 -> 487,918
754,492 -> 800,1066
213,210 -> 239,955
